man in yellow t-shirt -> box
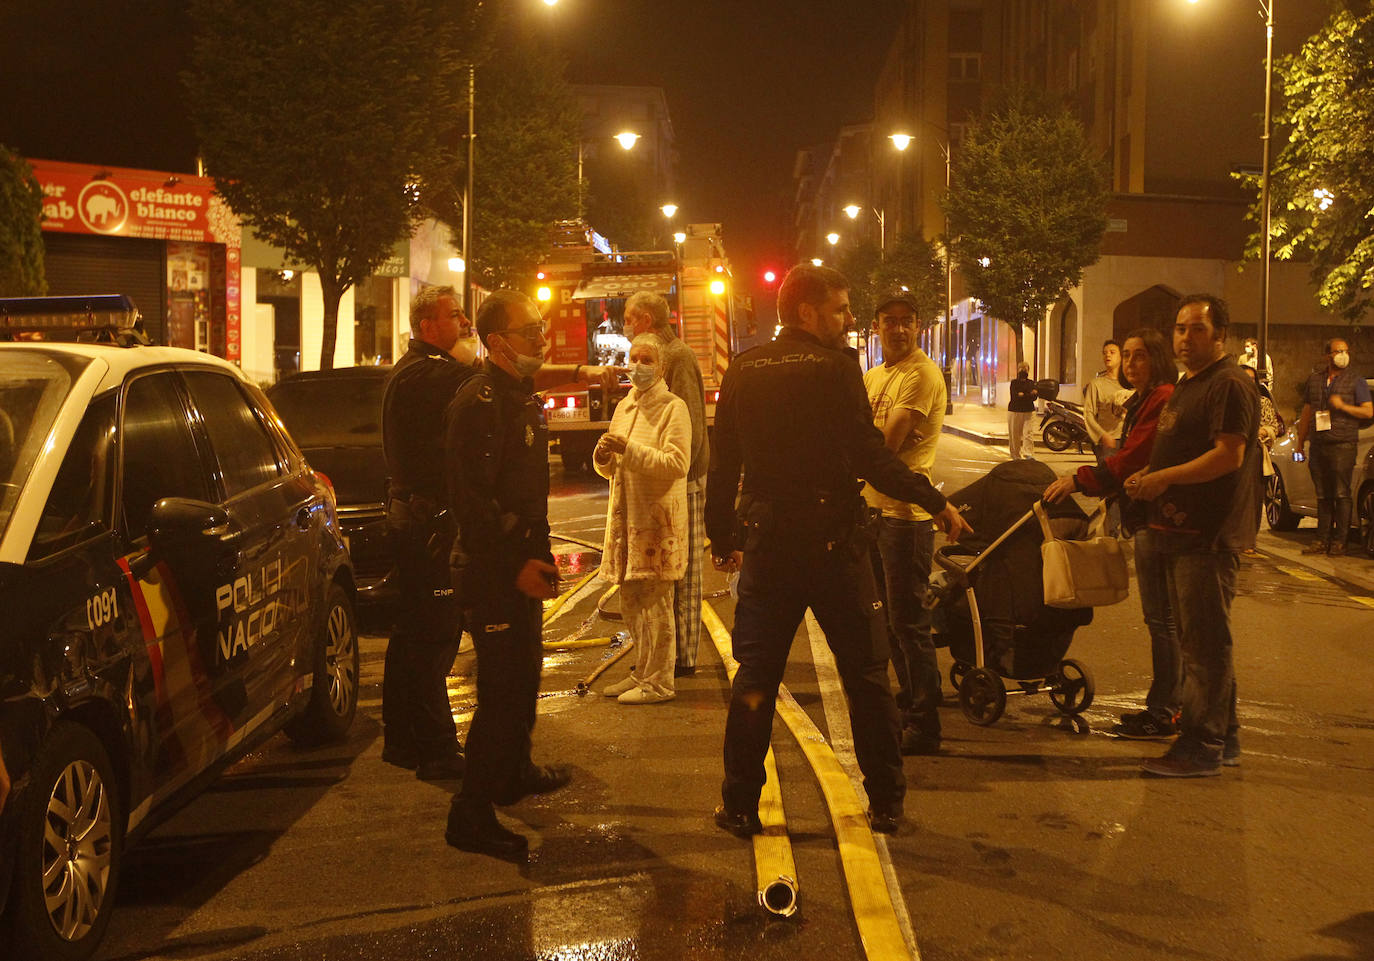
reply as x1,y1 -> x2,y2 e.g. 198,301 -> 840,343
863,291 -> 947,755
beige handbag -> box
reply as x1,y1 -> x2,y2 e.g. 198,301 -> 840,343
1033,500 -> 1130,609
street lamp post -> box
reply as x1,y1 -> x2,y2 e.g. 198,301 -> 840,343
463,63 -> 475,317
842,203 -> 886,254
1187,0 -> 1274,385
1258,0 -> 1275,390
893,129 -> 955,413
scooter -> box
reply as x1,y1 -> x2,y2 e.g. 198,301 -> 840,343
1040,398 -> 1092,453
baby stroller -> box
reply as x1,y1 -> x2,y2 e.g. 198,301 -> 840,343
929,459 -> 1097,726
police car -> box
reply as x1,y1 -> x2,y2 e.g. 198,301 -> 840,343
0,296 -> 359,960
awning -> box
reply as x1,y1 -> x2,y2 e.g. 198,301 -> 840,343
572,272 -> 675,300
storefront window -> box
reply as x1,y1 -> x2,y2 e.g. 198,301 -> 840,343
257,268 -> 302,380
353,275 -> 395,365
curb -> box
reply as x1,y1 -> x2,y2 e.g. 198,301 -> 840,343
942,423 -> 1006,446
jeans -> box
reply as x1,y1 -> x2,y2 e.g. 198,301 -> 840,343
1309,440 -> 1356,543
871,515 -> 940,737
1164,545 -> 1239,745
723,534 -> 903,816
1134,528 -> 1180,719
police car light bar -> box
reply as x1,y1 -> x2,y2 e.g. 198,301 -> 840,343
0,295 -> 146,343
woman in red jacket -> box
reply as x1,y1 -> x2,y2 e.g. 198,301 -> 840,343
1043,327 -> 1180,739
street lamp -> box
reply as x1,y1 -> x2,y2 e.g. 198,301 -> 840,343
894,126 -> 955,410
660,203 -> 678,218
826,231 -> 840,246
578,131 -> 641,221
811,258 -> 824,267
843,203 -> 887,254
1187,0 -> 1275,387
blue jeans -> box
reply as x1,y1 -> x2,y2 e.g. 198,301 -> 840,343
1309,440 -> 1356,543
871,515 -> 941,737
1134,529 -> 1181,720
1163,544 -> 1239,745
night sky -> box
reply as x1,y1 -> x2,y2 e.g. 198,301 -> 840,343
0,0 -> 906,289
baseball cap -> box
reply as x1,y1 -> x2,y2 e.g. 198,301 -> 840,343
874,290 -> 919,316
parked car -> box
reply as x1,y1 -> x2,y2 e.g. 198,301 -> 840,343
1264,378 -> 1374,554
0,296 -> 359,961
266,366 -> 395,605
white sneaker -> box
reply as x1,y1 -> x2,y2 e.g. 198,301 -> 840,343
602,675 -> 639,697
617,687 -> 675,705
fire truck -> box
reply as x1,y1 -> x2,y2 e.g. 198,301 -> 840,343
535,220 -> 748,471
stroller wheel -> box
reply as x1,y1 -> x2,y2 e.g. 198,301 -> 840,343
1049,658 -> 1095,715
958,668 -> 1007,726
949,662 -> 969,691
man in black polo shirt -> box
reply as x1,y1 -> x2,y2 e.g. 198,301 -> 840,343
1125,294 -> 1259,777
1294,336 -> 1372,556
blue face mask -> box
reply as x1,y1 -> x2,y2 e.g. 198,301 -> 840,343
631,364 -> 659,390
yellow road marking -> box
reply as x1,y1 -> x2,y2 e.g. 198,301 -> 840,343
1351,596 -> 1374,609
1278,566 -> 1323,582
703,603 -> 912,957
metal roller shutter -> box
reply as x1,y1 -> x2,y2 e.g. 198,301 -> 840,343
42,233 -> 166,343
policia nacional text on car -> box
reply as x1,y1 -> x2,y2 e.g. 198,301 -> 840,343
706,264 -> 972,837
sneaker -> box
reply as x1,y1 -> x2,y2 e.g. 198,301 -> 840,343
1142,740 -> 1223,778
713,805 -> 762,838
900,728 -> 941,756
1112,711 -> 1178,740
1301,541 -> 1330,555
1223,733 -> 1242,767
496,764 -> 572,805
602,674 -> 639,697
673,664 -> 697,678
618,686 -> 675,705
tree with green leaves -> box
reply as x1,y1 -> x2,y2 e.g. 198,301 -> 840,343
185,0 -> 490,368
426,25 -> 580,292
1252,4 -> 1374,321
0,144 -> 46,297
837,234 -> 944,336
942,87 -> 1108,365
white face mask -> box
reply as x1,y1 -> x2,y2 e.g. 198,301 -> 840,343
1333,351 -> 1350,369
1244,344 -> 1256,357
449,335 -> 479,366
512,351 -> 544,378
630,363 -> 659,390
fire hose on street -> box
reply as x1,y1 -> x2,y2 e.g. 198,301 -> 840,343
702,605 -> 799,918
703,603 -> 915,955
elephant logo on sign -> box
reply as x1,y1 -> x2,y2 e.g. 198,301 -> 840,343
85,193 -> 120,224
77,181 -> 129,233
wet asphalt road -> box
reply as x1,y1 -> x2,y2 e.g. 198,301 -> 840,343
92,435 -> 1374,961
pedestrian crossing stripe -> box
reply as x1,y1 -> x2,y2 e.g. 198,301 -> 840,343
1352,596 -> 1374,609
1278,566 -> 1323,582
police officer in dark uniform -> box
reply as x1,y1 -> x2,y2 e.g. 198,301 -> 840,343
706,263 -> 972,836
443,290 -> 571,859
380,284 -> 475,781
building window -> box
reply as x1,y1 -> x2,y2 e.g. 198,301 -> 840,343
949,52 -> 982,82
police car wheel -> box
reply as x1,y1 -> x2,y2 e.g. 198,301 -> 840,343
5,722 -> 122,961
285,584 -> 359,746
1264,471 -> 1300,532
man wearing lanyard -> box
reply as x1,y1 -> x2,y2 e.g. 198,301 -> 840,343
1294,338 -> 1372,556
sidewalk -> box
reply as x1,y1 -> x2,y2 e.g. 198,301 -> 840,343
941,401 -> 1014,445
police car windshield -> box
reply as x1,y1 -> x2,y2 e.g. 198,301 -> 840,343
0,351 -> 88,541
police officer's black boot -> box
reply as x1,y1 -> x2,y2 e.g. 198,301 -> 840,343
446,798 -> 528,860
